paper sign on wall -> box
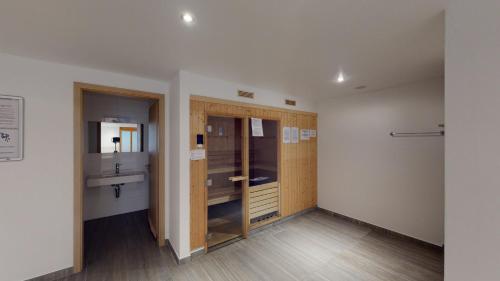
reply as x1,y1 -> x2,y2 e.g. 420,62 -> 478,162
300,129 -> 310,140
190,149 -> 206,160
291,127 -> 299,144
251,118 -> 264,137
310,129 -> 317,138
283,127 -> 291,144
0,95 -> 24,161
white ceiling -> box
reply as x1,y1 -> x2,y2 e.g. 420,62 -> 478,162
0,0 -> 446,100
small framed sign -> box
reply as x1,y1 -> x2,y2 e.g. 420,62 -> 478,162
0,95 -> 24,161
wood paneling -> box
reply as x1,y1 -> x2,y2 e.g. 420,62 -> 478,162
190,100 -> 207,250
189,96 -> 317,252
307,116 -> 318,208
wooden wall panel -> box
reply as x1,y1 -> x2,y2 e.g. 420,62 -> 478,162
297,114 -> 310,212
189,96 -> 317,252
280,112 -> 291,217
309,116 -> 318,208
190,100 -> 207,250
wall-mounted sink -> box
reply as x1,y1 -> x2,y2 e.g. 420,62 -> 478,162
87,171 -> 145,187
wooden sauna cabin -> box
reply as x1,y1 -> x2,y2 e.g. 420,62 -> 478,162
190,96 -> 317,251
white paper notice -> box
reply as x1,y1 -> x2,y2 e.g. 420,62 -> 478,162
0,96 -> 22,160
310,129 -> 317,138
300,129 -> 310,140
283,127 -> 291,144
0,98 -> 18,128
251,118 -> 264,137
291,127 -> 299,144
190,149 -> 206,160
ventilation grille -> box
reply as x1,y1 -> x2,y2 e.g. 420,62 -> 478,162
238,90 -> 254,99
250,211 -> 279,224
285,99 -> 296,106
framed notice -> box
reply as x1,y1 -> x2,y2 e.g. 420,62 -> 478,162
0,95 -> 24,161
291,127 -> 299,144
282,127 -> 291,144
300,129 -> 310,140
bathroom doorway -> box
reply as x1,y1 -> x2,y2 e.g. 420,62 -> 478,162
73,83 -> 166,273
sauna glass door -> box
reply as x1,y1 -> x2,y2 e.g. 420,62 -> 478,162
248,119 -> 279,225
206,116 -> 244,247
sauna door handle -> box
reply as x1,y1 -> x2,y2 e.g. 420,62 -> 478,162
228,176 -> 248,182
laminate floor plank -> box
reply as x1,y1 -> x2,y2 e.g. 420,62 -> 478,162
59,210 -> 443,281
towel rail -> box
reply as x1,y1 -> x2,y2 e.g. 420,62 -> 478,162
390,131 -> 444,137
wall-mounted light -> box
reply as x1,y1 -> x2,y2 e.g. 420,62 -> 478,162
336,72 -> 345,83
181,12 -> 195,25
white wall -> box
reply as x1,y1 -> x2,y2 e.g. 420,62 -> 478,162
0,53 -> 169,281
168,70 -> 316,259
83,93 -> 151,221
445,1 -> 500,280
168,73 -> 182,259
318,78 -> 444,246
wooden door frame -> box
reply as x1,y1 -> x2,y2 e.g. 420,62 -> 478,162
73,82 -> 166,273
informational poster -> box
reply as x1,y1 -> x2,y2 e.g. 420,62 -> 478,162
251,118 -> 264,137
190,149 -> 206,160
310,129 -> 317,138
282,127 -> 291,144
291,127 -> 299,144
0,95 -> 24,161
300,129 -> 310,140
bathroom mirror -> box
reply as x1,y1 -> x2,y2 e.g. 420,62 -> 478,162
88,121 -> 144,153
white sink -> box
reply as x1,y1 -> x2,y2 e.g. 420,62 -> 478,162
86,171 -> 145,187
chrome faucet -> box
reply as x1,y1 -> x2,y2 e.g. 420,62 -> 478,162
115,162 -> 121,174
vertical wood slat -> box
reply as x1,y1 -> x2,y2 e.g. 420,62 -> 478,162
190,100 -> 207,250
242,117 -> 250,237
309,115 -> 318,208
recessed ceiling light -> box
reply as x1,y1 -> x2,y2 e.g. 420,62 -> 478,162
181,12 -> 194,24
336,72 -> 345,83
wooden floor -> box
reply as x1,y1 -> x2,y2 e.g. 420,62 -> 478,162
60,210 -> 443,281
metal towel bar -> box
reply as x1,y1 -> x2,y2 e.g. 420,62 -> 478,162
390,131 -> 444,137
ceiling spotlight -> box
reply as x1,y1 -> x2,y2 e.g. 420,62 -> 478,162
336,72 -> 345,83
181,12 -> 194,24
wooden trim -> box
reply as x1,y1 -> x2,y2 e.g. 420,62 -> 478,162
157,95 -> 166,247
190,95 -> 317,116
74,82 -> 162,100
73,86 -> 84,273
73,82 -> 166,272
242,117 -> 250,238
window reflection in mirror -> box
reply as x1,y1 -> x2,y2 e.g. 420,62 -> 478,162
88,122 -> 144,153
